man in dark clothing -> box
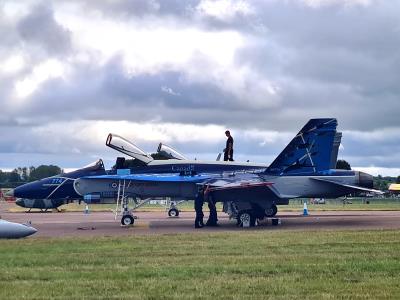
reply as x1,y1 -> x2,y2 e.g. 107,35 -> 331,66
206,196 -> 218,226
224,130 -> 234,161
194,188 -> 204,228
204,185 -> 218,226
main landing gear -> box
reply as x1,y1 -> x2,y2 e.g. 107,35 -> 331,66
264,204 -> 278,218
236,204 -> 278,227
237,210 -> 256,227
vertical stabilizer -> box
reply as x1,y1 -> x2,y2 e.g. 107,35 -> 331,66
266,118 -> 338,175
330,132 -> 342,169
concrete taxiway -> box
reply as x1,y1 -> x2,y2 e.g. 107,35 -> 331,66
1,202 -> 400,237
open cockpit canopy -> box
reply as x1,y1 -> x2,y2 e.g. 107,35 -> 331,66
157,143 -> 187,160
82,159 -> 105,170
106,134 -> 154,164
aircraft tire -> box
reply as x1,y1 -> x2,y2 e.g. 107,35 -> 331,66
265,204 -> 278,217
168,208 -> 179,217
121,215 -> 135,226
237,210 -> 256,227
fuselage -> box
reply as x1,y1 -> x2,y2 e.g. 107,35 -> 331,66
12,159 -> 267,208
74,169 -> 373,205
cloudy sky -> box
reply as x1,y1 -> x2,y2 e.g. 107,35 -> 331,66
1,0 -> 400,176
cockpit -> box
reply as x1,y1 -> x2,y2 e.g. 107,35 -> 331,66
157,143 -> 187,160
106,133 -> 188,166
106,134 -> 154,164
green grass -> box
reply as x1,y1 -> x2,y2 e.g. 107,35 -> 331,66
0,230 -> 399,299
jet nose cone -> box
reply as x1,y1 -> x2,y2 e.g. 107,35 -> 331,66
5,189 -> 14,197
23,224 -> 38,237
0,220 -> 37,238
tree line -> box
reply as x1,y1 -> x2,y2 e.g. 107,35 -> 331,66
0,165 -> 62,188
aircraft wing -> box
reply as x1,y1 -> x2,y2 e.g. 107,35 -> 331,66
203,178 -> 291,203
310,178 -> 384,194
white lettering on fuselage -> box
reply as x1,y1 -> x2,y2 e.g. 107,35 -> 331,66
171,165 -> 195,172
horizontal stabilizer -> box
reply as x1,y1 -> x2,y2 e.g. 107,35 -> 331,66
311,178 -> 384,194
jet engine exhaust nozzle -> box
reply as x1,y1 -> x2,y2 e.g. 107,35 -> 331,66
357,171 -> 373,189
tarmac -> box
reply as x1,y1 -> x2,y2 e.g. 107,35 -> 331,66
1,202 -> 400,237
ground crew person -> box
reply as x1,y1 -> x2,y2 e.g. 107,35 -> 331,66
206,196 -> 218,226
204,185 -> 218,226
194,187 -> 204,228
224,130 -> 234,161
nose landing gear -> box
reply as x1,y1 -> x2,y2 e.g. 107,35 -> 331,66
168,208 -> 180,217
121,214 -> 135,226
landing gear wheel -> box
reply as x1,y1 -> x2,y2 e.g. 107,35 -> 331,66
265,204 -> 278,217
121,215 -> 135,226
168,208 -> 179,217
237,210 -> 256,227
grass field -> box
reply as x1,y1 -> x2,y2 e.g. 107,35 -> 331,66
0,230 -> 399,299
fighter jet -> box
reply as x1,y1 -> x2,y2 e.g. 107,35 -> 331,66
0,219 -> 37,238
10,136 -> 268,211
73,118 -> 381,226
8,160 -> 107,211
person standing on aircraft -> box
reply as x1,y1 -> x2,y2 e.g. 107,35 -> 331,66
223,130 -> 234,161
194,187 -> 205,228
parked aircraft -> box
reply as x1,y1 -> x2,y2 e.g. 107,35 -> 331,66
9,135 -> 268,212
8,160 -> 107,211
74,118 -> 380,226
0,219 -> 37,238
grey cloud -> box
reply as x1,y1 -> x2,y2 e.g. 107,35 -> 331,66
17,3 -> 71,57
70,0 -> 200,19
10,56 -> 251,125
2,0 -> 400,171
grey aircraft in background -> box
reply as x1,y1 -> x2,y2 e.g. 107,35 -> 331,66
0,219 -> 37,238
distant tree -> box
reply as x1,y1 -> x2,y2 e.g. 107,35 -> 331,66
8,171 -> 21,183
373,174 -> 393,190
21,167 -> 28,181
397,176 -> 400,184
29,165 -> 62,181
0,170 -> 6,182
336,159 -> 351,170
29,166 -> 35,174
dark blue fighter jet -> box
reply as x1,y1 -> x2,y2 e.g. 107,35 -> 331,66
9,160 -> 107,211
9,135 -> 268,211
73,118 -> 381,226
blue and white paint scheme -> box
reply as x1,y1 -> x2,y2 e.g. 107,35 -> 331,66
73,118 -> 382,226
10,134 -> 267,210
10,160 -> 107,211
